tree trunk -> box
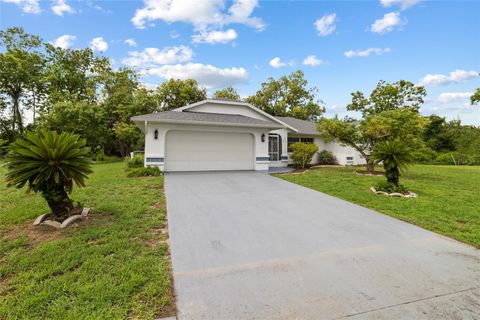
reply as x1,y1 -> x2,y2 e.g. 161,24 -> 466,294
385,166 -> 400,186
43,187 -> 74,220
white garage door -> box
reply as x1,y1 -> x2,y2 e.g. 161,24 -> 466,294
165,130 -> 254,172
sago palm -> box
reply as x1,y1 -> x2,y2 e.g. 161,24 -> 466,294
4,130 -> 93,219
372,139 -> 414,187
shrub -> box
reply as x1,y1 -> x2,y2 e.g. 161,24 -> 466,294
372,139 -> 414,187
127,154 -> 144,168
4,130 -> 93,219
317,150 -> 336,165
374,181 -> 408,194
126,166 -> 161,177
290,142 -> 318,168
95,148 -> 106,161
0,139 -> 7,157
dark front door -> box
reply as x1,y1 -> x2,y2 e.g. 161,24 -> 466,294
269,135 -> 279,161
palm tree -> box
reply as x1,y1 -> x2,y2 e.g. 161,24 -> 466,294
372,139 -> 414,187
4,130 -> 93,219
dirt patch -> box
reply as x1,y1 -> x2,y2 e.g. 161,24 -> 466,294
4,221 -> 63,246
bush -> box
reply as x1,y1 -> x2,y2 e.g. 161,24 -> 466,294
290,142 -> 318,168
126,166 -> 161,177
317,150 -> 336,165
0,139 -> 7,157
374,181 -> 408,194
433,152 -> 456,165
127,154 -> 144,168
95,148 -> 106,161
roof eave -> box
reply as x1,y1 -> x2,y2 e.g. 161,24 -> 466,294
132,118 -> 284,130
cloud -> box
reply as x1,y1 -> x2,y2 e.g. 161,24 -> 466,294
170,30 -> 180,38
51,0 -> 74,16
314,13 -> 336,36
303,55 -> 323,66
125,38 -> 137,47
380,0 -> 422,10
122,46 -> 193,68
192,29 -> 237,44
371,12 -> 404,33
419,69 -> 479,86
51,34 -> 76,49
437,92 -> 473,104
89,37 -> 108,52
269,57 -> 295,68
344,47 -> 391,58
1,0 -> 40,14
147,63 -> 249,88
131,0 -> 264,31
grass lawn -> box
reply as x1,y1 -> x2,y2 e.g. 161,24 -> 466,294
0,161 -> 175,320
277,165 -> 480,248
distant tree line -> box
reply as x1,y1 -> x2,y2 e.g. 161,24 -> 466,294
1,27 -> 478,165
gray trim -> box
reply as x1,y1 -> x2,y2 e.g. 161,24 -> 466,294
146,157 -> 164,163
281,155 -> 288,160
256,157 -> 270,162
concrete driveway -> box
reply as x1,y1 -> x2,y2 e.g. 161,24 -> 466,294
165,172 -> 480,320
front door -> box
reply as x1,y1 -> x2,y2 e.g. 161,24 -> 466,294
268,135 -> 279,161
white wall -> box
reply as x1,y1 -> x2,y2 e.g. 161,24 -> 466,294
188,102 -> 271,121
145,122 -> 270,171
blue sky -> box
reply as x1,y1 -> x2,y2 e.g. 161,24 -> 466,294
1,0 -> 479,124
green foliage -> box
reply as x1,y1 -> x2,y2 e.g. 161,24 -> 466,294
372,139 -> 415,186
0,138 -> 7,156
156,78 -> 207,111
4,130 -> 93,218
290,142 -> 318,168
247,70 -> 325,121
213,86 -> 241,101
95,148 -> 106,161
471,87 -> 480,105
317,150 -> 337,165
126,166 -> 161,177
374,181 -> 407,194
127,154 -> 144,168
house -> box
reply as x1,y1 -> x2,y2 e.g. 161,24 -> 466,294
131,99 -> 364,172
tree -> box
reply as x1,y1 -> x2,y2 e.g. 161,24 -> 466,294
0,27 -> 45,133
4,130 -> 93,219
246,70 -> 325,121
471,88 -> 480,105
113,122 -> 141,157
422,115 -> 455,153
319,108 -> 426,173
372,139 -> 414,187
290,142 -> 318,168
348,80 -> 426,117
156,79 -> 207,111
213,86 -> 241,101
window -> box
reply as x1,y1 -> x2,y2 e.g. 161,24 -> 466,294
346,156 -> 353,160
287,137 -> 314,152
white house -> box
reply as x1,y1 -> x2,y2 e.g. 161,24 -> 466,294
131,99 -> 364,172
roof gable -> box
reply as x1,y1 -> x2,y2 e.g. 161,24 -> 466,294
275,116 -> 320,136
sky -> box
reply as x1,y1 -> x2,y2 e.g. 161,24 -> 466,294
1,0 -> 479,124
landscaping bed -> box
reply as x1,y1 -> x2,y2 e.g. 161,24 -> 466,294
0,161 -> 175,319
277,165 -> 480,248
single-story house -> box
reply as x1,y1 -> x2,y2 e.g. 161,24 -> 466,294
131,99 -> 364,172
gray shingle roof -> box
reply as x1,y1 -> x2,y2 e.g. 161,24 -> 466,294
275,116 -> 320,135
131,111 -> 284,129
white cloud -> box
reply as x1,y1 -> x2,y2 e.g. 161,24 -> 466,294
371,12 -> 404,33
89,37 -> 108,52
380,0 -> 422,10
131,0 -> 264,31
125,38 -> 137,47
303,55 -> 323,66
170,30 -> 180,39
122,46 -> 193,68
314,13 -> 336,36
344,47 -> 391,58
51,34 -> 76,49
192,29 -> 237,44
51,0 -> 74,16
269,57 -> 285,68
1,0 -> 40,14
437,92 -> 473,104
147,63 -> 249,88
419,69 -> 479,86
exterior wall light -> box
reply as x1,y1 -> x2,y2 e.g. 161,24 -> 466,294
261,133 -> 265,142
154,129 -> 159,140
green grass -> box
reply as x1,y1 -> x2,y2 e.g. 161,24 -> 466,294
0,161 -> 175,320
278,165 -> 480,248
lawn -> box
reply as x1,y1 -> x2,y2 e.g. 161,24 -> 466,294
278,165 -> 480,248
0,161 -> 175,320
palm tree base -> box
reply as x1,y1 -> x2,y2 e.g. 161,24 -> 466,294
33,208 -> 90,229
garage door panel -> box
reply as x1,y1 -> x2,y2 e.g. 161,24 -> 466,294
165,131 -> 254,171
